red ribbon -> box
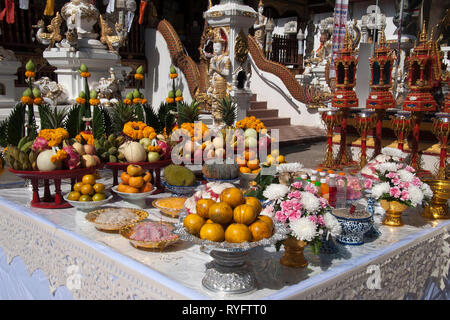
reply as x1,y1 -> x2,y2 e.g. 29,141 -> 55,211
0,0 -> 15,24
139,0 -> 148,25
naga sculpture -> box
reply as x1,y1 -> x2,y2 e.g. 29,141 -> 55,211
34,13 -> 64,50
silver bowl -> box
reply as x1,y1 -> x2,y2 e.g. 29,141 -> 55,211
64,193 -> 113,211
173,212 -> 289,295
111,186 -> 157,208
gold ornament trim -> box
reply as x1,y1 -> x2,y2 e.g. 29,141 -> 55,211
235,29 -> 249,64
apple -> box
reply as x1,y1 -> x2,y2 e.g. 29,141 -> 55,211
245,136 -> 258,148
244,128 -> 258,139
139,138 -> 152,150
258,136 -> 271,152
147,152 -> 160,163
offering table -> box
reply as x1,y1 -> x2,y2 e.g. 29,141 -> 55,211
0,170 -> 448,300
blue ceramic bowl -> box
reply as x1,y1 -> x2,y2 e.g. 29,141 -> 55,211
162,181 -> 200,196
331,209 -> 374,245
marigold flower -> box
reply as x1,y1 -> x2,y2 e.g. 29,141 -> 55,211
25,71 -> 36,78
89,98 -> 100,106
169,73 -> 178,79
76,97 -> 86,105
39,128 -> 69,147
21,96 -> 34,105
134,73 -> 144,81
123,99 -> 132,105
141,99 -> 148,104
75,131 -> 95,146
33,97 -> 43,105
80,72 -> 91,78
133,98 -> 142,104
166,97 -> 175,104
175,96 -> 183,102
51,150 -> 68,163
123,121 -> 156,140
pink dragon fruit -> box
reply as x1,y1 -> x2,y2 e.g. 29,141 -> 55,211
63,145 -> 80,170
31,137 -> 50,153
157,140 -> 171,160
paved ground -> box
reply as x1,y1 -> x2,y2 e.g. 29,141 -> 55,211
281,141 -> 328,170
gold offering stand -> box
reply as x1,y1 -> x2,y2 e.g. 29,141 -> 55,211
354,109 -> 376,169
422,113 -> 450,220
320,108 -> 339,169
391,111 -> 412,152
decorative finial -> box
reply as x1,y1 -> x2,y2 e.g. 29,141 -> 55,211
344,28 -> 352,50
259,0 -> 264,8
208,0 -> 213,9
419,20 -> 428,43
378,25 -> 387,47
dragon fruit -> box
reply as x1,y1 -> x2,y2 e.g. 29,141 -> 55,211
31,137 -> 50,153
157,140 -> 171,160
63,145 -> 80,170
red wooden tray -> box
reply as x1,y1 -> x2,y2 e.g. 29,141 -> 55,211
105,159 -> 172,194
9,164 -> 104,209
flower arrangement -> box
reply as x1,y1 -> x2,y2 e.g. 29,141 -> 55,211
363,148 -> 433,208
38,128 -> 69,147
76,131 -> 95,146
123,121 -> 157,140
172,122 -> 209,142
166,66 -> 183,104
262,182 -> 340,254
236,116 -> 266,132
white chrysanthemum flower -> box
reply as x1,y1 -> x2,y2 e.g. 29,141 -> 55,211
421,183 -> 434,199
375,154 -> 391,163
408,185 -> 424,207
277,162 -> 304,173
289,217 -> 318,242
376,162 -> 398,174
263,184 -> 289,201
300,191 -> 320,212
324,212 -> 342,237
381,147 -> 407,159
208,182 -> 235,195
397,169 -> 414,182
371,182 -> 390,199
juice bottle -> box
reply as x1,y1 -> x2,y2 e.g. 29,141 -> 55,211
336,172 -> 348,209
328,174 -> 337,208
320,178 -> 330,201
314,179 -> 322,195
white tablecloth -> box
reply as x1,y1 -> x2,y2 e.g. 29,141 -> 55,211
0,169 -> 448,300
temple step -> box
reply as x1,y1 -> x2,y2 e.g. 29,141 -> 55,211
247,108 -> 278,118
270,125 -> 327,145
249,101 -> 267,110
258,117 -> 291,127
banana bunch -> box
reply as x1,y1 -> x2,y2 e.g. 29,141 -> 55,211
4,136 -> 37,170
95,134 -> 126,163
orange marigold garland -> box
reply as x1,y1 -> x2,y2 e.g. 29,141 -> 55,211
76,131 -> 95,146
236,116 -> 266,132
33,97 -> 43,105
134,73 -> 144,81
89,98 -> 100,106
21,96 -> 33,105
123,121 -> 157,140
39,128 -> 69,147
123,98 -> 132,105
76,97 -> 86,105
25,71 -> 36,78
51,150 -> 68,163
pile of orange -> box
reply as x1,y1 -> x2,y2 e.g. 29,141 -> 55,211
237,150 -> 261,175
68,174 -> 106,202
117,165 -> 153,193
183,187 -> 274,243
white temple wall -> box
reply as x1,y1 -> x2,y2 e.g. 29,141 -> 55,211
139,28 -> 193,110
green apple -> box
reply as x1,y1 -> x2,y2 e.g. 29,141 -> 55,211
244,128 -> 258,139
147,151 -> 160,163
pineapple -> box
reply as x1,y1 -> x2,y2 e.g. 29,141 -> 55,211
177,101 -> 201,125
38,104 -> 68,129
143,102 -> 177,137
111,101 -> 138,134
218,96 -> 237,145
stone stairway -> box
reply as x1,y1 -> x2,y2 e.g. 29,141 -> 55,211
247,94 -> 326,145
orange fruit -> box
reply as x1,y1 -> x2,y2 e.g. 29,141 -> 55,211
240,167 -> 251,174
117,183 -> 128,193
209,202 -> 233,224
183,214 -> 205,235
220,187 -> 244,209
143,171 -> 152,183
67,191 -> 81,201
80,184 -> 94,196
196,199 -> 216,219
257,215 -> 274,232
236,157 -> 246,167
129,176 -> 144,188
127,164 -> 144,177
120,172 -> 130,185
225,223 -> 252,243
141,182 -> 153,193
73,182 -> 84,192
277,155 -> 286,164
206,219 -> 214,224
93,183 -> 105,193
199,223 -> 225,242
82,174 -> 96,185
252,168 -> 261,174
245,197 -> 262,214
249,220 -> 272,241
124,186 -> 139,193
245,150 -> 256,161
247,159 -> 260,170
233,204 -> 257,225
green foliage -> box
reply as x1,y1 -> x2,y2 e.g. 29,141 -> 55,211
92,106 -> 106,140
38,104 -> 68,129
176,100 -> 201,126
134,104 -> 145,122
101,107 -> 112,137
64,105 -> 83,138
143,102 -> 176,135
245,170 -> 279,200
0,119 -> 8,147
0,103 -> 26,147
111,101 -> 138,134
217,96 -> 237,127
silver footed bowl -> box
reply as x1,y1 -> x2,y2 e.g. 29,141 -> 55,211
173,211 -> 289,252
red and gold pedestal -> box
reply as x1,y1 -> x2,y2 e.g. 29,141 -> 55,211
332,29 -> 358,168
392,111 -> 412,152
432,113 -> 450,179
402,21 -> 439,171
354,110 -> 376,169
320,108 -> 339,169
366,27 -> 395,157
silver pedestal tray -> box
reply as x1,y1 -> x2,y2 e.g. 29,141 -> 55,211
173,212 -> 289,295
